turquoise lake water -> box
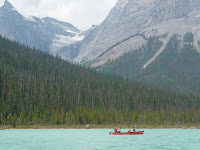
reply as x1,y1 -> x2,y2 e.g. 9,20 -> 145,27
0,129 -> 200,150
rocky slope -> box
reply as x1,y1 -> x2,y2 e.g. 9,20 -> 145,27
74,0 -> 200,66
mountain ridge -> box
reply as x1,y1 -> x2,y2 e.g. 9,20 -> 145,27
74,0 -> 200,65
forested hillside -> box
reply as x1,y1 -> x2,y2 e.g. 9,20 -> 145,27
100,33 -> 200,96
0,35 -> 200,127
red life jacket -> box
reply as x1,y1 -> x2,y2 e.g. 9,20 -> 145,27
114,129 -> 118,133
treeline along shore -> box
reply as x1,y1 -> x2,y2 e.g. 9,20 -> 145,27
0,35 -> 200,128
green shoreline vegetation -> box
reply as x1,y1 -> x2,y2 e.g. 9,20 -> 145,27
1,107 -> 200,129
1,35 -> 200,129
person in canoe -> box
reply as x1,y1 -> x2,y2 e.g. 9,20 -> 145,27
114,126 -> 120,133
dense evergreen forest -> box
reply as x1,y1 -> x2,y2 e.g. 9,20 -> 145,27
0,35 -> 200,128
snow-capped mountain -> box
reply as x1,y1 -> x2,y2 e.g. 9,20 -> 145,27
0,0 -> 83,55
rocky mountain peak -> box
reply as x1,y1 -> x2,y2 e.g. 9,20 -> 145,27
2,0 -> 14,9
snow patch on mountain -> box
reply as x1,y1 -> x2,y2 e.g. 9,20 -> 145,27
50,33 -> 84,55
24,16 -> 37,23
11,7 -> 16,11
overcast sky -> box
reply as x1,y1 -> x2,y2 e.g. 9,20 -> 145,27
0,0 -> 118,30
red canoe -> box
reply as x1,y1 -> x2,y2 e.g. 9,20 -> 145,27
109,131 -> 144,135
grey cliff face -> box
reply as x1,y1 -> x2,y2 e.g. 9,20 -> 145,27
74,0 -> 200,64
0,0 -> 83,54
